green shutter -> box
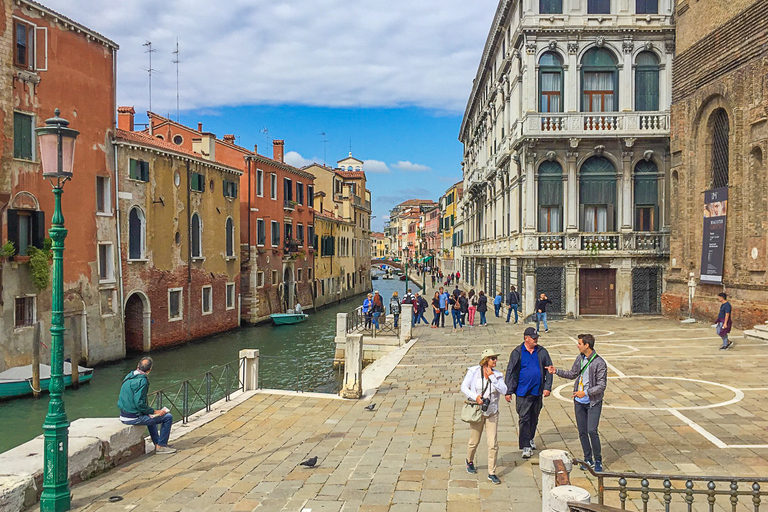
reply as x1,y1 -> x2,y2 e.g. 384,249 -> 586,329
14,113 -> 32,160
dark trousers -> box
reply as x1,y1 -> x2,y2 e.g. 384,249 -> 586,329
439,308 -> 446,326
432,310 -> 440,326
122,413 -> 173,446
515,394 -> 543,449
574,400 -> 602,462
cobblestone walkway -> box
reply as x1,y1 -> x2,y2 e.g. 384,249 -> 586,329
68,315 -> 768,512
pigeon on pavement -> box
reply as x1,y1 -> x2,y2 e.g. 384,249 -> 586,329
300,456 -> 318,468
365,403 -> 376,411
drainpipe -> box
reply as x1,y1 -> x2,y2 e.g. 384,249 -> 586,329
244,156 -> 251,264
114,144 -> 125,351
186,159 -> 192,342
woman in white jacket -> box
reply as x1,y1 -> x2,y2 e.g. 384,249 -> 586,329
461,348 -> 508,484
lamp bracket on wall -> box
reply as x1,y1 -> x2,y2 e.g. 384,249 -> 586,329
152,196 -> 165,206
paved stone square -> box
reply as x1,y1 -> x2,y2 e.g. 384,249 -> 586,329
66,315 -> 768,512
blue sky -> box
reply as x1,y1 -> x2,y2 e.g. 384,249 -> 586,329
44,0 -> 497,230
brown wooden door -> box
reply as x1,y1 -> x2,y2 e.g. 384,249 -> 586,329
579,269 -> 616,315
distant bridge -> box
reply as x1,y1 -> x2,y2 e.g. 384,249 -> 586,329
371,259 -> 404,271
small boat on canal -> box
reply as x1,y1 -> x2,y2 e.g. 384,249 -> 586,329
0,362 -> 93,400
270,312 -> 309,325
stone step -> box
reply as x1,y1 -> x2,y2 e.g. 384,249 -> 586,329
754,323 -> 768,333
744,329 -> 768,341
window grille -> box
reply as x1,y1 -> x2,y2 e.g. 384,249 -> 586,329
632,267 -> 661,314
535,267 -> 565,315
711,109 -> 730,189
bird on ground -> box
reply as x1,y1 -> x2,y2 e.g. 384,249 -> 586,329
365,403 -> 376,411
299,456 -> 318,468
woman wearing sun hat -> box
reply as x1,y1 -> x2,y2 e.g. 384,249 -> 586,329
461,348 -> 508,485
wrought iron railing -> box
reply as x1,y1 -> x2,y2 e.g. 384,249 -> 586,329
577,459 -> 768,512
149,359 -> 244,424
346,305 -> 400,338
258,355 -> 342,393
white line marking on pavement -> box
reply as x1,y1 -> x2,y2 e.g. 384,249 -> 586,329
667,409 -> 728,448
740,387 -> 768,391
604,360 -> 626,378
726,445 -> 768,449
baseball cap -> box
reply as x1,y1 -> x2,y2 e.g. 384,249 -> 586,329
524,327 -> 539,339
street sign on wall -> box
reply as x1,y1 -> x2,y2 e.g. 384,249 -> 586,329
700,187 -> 728,284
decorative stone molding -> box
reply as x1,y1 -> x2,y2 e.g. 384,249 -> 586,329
594,145 -> 605,156
596,36 -> 605,48
644,41 -> 654,51
569,138 -> 581,149
546,151 -> 557,162
665,42 -> 675,54
548,40 -> 557,50
624,137 -> 636,148
525,42 -> 537,54
568,42 -> 579,55
643,150 -> 655,161
623,39 -> 634,54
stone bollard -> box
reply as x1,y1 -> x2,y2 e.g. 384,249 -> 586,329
336,312 -> 349,344
239,349 -> 259,391
400,304 -> 413,344
341,334 -> 363,398
549,485 -> 591,512
540,449 -> 573,512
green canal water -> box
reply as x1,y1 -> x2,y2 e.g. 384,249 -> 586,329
0,273 -> 416,453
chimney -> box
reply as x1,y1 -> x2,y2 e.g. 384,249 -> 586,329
253,144 -> 258,155
197,122 -> 203,132
273,139 -> 285,163
117,106 -> 135,131
223,134 -> 235,143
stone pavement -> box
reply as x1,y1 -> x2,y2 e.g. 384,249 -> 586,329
65,314 -> 768,512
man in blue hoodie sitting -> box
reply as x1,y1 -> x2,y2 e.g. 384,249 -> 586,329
118,357 -> 176,454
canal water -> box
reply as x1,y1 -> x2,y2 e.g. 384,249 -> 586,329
0,272 -> 417,454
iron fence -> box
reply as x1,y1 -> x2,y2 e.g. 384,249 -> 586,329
578,459 -> 768,512
346,305 -> 400,338
258,355 -> 342,393
149,359 -> 244,424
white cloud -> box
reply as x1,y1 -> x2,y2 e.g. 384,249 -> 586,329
393,161 -> 431,172
42,0 -> 496,114
284,151 -> 318,168
364,160 -> 390,174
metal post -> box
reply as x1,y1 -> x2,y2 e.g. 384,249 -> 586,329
405,260 -> 409,295
41,185 -> 70,512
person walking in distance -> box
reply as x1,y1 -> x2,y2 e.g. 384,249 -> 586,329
504,327 -> 553,459
431,291 -> 441,328
450,292 -> 464,332
506,286 -> 520,324
468,289 -> 477,327
389,291 -> 401,328
460,290 -> 469,326
439,286 -> 450,328
535,293 -> 552,333
715,292 -> 733,350
363,293 -> 373,329
493,291 -> 503,317
477,291 -> 489,326
547,334 -> 607,472
461,348 -> 508,485
414,292 -> 429,326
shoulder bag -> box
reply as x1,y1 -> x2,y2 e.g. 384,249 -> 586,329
461,375 -> 489,423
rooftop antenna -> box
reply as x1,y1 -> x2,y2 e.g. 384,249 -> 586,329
172,38 -> 180,122
349,137 -> 352,155
142,41 -> 157,114
320,132 -> 328,166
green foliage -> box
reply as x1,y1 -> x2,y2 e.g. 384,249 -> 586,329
1,241 -> 15,258
27,246 -> 51,291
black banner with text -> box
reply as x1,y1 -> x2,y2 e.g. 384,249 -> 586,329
700,187 -> 728,284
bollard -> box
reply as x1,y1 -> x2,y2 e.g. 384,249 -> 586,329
400,304 -> 413,344
549,485 -> 591,512
341,334 -> 363,398
540,449 -> 573,512
239,349 -> 259,391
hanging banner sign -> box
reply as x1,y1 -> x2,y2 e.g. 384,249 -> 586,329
700,187 -> 728,284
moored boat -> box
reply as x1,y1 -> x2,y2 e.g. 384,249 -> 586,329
0,362 -> 94,400
270,313 -> 309,325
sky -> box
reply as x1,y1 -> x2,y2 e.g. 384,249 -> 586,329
44,0 -> 497,230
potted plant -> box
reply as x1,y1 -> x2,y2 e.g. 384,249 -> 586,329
1,241 -> 15,261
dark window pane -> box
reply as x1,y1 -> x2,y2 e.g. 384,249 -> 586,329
711,109 -> 730,188
588,0 -> 610,14
636,0 -> 658,14
191,214 -> 201,257
129,208 -> 143,259
540,0 -> 562,13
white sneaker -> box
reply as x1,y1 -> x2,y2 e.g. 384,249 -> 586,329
530,439 -> 536,450
522,447 -> 532,459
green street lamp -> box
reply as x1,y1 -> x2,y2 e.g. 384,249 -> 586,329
36,108 -> 79,512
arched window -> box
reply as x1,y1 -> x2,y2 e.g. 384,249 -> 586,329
635,52 -> 660,111
634,160 -> 658,231
191,212 -> 202,258
580,157 -> 616,232
539,52 -> 563,113
540,0 -> 562,14
581,49 -> 618,112
128,207 -> 145,260
226,217 -> 235,257
538,161 -> 563,232
710,109 -> 729,189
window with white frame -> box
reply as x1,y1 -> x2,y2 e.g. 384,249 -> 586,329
202,286 -> 212,315
271,220 -> 280,246
96,176 -> 111,214
14,296 -> 35,328
225,283 -> 235,310
98,243 -> 115,282
257,271 -> 265,287
270,173 -> 277,199
168,288 -> 183,320
225,217 -> 235,258
257,169 -> 264,197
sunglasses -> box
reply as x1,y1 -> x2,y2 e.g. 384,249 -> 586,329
489,356 -> 497,361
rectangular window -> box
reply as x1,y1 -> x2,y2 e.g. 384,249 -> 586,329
257,271 -> 265,288
297,268 -> 303,282
284,178 -> 293,201
270,173 -> 277,199
635,206 -> 656,232
223,179 -> 238,198
541,72 -> 562,113
284,223 -> 293,242
6,209 -> 45,256
168,288 -> 182,320
636,0 -> 658,14
582,205 -> 609,232
190,172 -> 205,192
308,225 -> 314,248
271,270 -> 278,286
256,169 -> 264,197
14,296 -> 35,328
588,0 -> 611,14
14,20 -> 33,69
296,182 -> 304,205
257,219 -> 266,246
297,224 -> 304,243
308,268 -> 312,281
202,286 -> 212,315
98,243 -> 114,281
307,185 -> 314,208
583,72 -> 616,112
129,159 -> 150,182
96,176 -> 111,213
14,112 -> 34,160
539,0 -> 563,14
271,220 -> 280,246
226,283 -> 235,310
539,207 -> 562,232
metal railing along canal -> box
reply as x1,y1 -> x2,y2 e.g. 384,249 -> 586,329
258,355 -> 342,393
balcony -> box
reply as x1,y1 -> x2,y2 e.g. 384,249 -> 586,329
514,232 -> 669,256
283,199 -> 296,211
524,111 -> 669,138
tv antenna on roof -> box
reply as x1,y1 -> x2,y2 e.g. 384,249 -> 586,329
320,132 -> 328,166
172,38 -> 180,122
142,41 -> 161,113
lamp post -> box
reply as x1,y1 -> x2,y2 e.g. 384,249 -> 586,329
36,109 -> 79,512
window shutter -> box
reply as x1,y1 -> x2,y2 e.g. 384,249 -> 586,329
35,26 -> 47,71
32,211 -> 46,248
7,210 -> 19,249
579,204 -> 585,232
653,205 -> 659,232
607,204 -> 615,232
558,205 -> 563,232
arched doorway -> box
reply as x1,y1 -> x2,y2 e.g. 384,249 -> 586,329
124,292 -> 150,353
283,266 -> 294,311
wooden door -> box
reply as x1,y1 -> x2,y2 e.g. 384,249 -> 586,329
579,269 -> 616,315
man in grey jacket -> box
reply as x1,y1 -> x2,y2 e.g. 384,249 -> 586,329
547,333 -> 607,472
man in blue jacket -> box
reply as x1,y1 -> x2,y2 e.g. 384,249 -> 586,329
438,287 -> 450,328
118,357 -> 176,454
504,328 -> 553,459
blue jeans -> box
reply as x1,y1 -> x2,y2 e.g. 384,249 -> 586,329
121,413 -> 173,446
479,311 -> 487,325
432,309 -> 441,326
494,304 -> 501,317
507,304 -> 519,323
393,314 -> 399,328
536,312 -> 548,332
372,312 -> 381,329
452,310 -> 463,329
